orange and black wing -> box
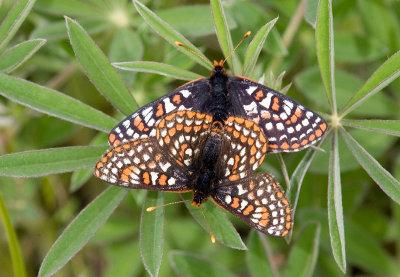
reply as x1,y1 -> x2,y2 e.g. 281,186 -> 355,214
213,173 -> 292,237
108,78 -> 209,147
230,76 -> 327,153
95,139 -> 190,191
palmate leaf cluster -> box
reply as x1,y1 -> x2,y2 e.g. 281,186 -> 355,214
0,0 -> 399,276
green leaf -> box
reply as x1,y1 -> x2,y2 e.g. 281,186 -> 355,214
30,19 -> 110,40
340,50 -> 400,116
140,191 -> 164,277
169,250 -> 237,277
0,74 -> 117,132
114,61 -> 204,81
340,128 -> 400,204
0,146 -> 108,177
38,186 -> 128,277
316,0 -> 336,111
210,0 -> 239,72
182,194 -> 246,250
157,5 -> 237,37
243,17 -> 278,76
0,39 -> 46,73
0,193 -> 27,277
66,17 -> 138,115
328,130 -> 346,272
341,119 -> 400,137
0,0 -> 36,52
285,222 -> 321,277
246,231 -> 277,277
134,0 -> 212,70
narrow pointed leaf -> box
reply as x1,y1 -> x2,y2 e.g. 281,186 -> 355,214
134,0 -> 212,70
328,130 -> 346,272
243,18 -> 278,76
246,231 -> 277,277
340,128 -> 400,204
169,251 -> 237,277
0,146 -> 108,177
316,0 -> 336,111
0,193 -> 27,277
140,191 -> 164,277
182,194 -> 246,250
0,39 -> 46,73
340,50 -> 400,116
342,119 -> 400,137
114,61 -> 203,80
0,0 -> 36,52
210,0 -> 238,72
38,187 -> 128,277
285,222 -> 321,277
0,74 -> 117,132
66,17 -> 138,115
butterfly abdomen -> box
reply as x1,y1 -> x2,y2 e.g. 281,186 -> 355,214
193,134 -> 222,205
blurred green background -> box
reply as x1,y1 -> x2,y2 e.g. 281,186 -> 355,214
0,0 -> 400,276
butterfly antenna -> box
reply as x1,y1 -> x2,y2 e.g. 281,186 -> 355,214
175,41 -> 213,67
222,31 -> 251,65
199,206 -> 216,244
146,199 -> 188,212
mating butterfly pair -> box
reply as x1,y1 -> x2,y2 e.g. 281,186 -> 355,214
96,61 -> 327,237
96,110 -> 292,236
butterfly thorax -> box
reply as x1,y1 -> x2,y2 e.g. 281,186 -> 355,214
192,128 -> 223,207
203,65 -> 231,123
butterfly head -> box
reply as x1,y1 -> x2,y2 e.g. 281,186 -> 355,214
211,60 -> 226,77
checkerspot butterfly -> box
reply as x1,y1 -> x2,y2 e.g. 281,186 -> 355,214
96,110 -> 292,237
108,60 -> 327,153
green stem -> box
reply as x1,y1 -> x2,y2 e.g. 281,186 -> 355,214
0,193 -> 27,277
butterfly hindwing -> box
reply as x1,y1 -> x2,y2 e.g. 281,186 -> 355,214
95,139 -> 190,191
230,77 -> 327,153
156,110 -> 212,169
217,116 -> 268,182
212,173 -> 292,237
108,78 -> 209,146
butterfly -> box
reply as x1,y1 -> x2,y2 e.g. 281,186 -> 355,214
96,110 -> 292,237
108,60 -> 327,153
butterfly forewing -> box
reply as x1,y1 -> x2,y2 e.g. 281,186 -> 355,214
95,139 -> 190,191
156,110 -> 212,169
213,173 -> 292,237
108,78 -> 209,146
218,116 -> 268,182
230,77 -> 327,153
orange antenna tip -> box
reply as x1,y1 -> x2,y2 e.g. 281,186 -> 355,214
222,31 -> 252,65
175,41 -> 184,46
146,207 -> 156,212
211,234 -> 216,244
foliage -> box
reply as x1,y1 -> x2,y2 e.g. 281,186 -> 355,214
0,0 -> 399,276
